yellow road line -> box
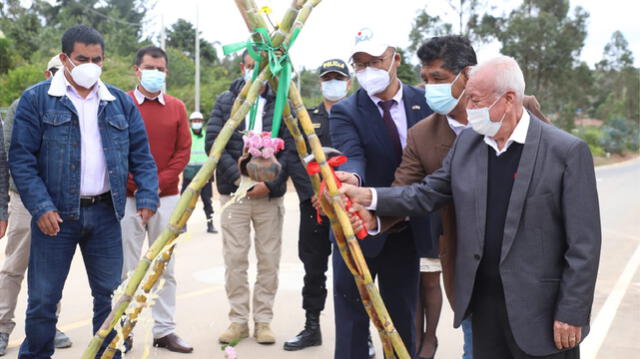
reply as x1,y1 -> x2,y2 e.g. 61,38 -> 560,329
8,285 -> 223,348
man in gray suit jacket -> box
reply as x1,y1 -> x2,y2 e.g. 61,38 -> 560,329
344,56 -> 601,359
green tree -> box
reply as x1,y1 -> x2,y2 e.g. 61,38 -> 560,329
0,63 -> 42,105
396,48 -> 419,85
166,19 -> 218,65
593,31 -> 639,126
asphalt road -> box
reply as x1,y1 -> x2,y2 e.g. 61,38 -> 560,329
1,158 -> 638,359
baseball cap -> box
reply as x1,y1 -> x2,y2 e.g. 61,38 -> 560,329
350,27 -> 393,59
47,55 -> 63,71
189,111 -> 204,120
318,59 -> 350,78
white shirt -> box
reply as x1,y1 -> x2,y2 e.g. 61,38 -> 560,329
483,109 -> 530,156
133,86 -> 165,106
368,81 -> 408,148
245,96 -> 266,133
48,70 -> 114,196
446,116 -> 470,137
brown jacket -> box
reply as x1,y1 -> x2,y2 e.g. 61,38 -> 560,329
392,114 -> 458,308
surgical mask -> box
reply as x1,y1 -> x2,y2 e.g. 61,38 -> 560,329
243,67 -> 254,83
321,79 -> 348,101
140,69 -> 166,93
466,93 -> 506,137
191,122 -> 203,131
355,55 -> 394,96
425,72 -> 465,115
66,58 -> 102,89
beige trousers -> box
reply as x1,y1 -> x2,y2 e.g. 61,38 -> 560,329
121,195 -> 179,338
0,191 -> 60,334
220,195 -> 284,324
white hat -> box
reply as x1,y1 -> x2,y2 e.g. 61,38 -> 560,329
189,111 -> 204,120
47,55 -> 63,71
350,27 -> 393,59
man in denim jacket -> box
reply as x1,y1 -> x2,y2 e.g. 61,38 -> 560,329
9,25 -> 158,358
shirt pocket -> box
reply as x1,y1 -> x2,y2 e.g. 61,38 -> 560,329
106,114 -> 130,148
42,111 -> 72,142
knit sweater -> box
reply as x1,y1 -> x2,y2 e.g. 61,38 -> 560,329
126,91 -> 191,197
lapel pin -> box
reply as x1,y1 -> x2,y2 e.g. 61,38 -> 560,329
412,105 -> 421,110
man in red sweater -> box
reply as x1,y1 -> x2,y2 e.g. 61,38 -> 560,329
121,46 -> 193,354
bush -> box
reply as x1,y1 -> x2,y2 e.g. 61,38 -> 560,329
575,126 -> 605,157
599,116 -> 637,154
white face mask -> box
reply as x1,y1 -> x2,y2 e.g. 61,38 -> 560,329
321,79 -> 348,101
191,122 -> 203,131
355,54 -> 394,96
66,57 -> 102,89
466,93 -> 506,137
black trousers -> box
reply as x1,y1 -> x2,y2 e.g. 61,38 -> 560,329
181,176 -> 214,219
471,290 -> 580,359
298,199 -> 332,314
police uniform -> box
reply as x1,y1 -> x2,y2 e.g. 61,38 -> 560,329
284,59 -> 350,351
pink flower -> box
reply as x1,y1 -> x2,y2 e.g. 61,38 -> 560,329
261,147 -> 275,158
224,345 -> 237,359
248,147 -> 262,157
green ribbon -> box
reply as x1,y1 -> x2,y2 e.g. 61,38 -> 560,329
222,27 -> 301,138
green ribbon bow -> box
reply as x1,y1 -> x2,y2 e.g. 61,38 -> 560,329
223,27 -> 301,138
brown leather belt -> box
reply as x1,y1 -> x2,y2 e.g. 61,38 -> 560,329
80,192 -> 111,207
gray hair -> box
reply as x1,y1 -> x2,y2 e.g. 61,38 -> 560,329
469,55 -> 525,101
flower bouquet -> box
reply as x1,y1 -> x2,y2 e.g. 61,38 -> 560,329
238,131 -> 285,182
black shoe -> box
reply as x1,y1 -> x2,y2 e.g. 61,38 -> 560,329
123,336 -> 133,354
368,334 -> 375,358
283,312 -> 322,351
207,220 -> 218,234
0,332 -> 8,356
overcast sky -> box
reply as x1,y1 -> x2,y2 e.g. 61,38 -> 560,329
148,0 -> 638,71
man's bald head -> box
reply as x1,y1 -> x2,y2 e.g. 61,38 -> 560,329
468,56 -> 525,104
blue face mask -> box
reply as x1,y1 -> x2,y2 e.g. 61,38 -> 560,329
425,71 -> 465,115
140,69 -> 166,93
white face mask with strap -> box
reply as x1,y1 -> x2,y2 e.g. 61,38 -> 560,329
466,93 -> 506,137
355,52 -> 395,96
66,57 -> 102,89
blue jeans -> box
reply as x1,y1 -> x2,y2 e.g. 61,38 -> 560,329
19,201 -> 122,359
462,317 -> 473,359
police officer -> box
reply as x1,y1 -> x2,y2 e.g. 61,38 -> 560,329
283,59 -> 352,351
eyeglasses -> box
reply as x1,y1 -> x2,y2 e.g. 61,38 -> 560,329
350,52 -> 395,71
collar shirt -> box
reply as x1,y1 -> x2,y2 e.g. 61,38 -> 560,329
59,73 -> 111,195
134,86 -> 166,106
446,115 -> 470,137
484,109 -> 530,156
368,80 -> 408,148
244,95 -> 266,133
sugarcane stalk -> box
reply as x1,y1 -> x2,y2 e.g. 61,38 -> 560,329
100,242 -> 177,359
244,0 -> 406,355
285,81 -> 408,358
83,2 -> 323,358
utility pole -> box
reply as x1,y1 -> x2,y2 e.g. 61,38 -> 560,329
160,14 -> 166,50
194,3 -> 201,113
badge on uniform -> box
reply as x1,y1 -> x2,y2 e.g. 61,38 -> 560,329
412,105 -> 421,110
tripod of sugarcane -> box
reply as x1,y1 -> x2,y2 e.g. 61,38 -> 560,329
82,1 -> 409,358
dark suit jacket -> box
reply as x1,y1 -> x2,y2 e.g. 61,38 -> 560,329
392,113 -> 457,306
330,85 -> 433,257
375,114 -> 601,356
